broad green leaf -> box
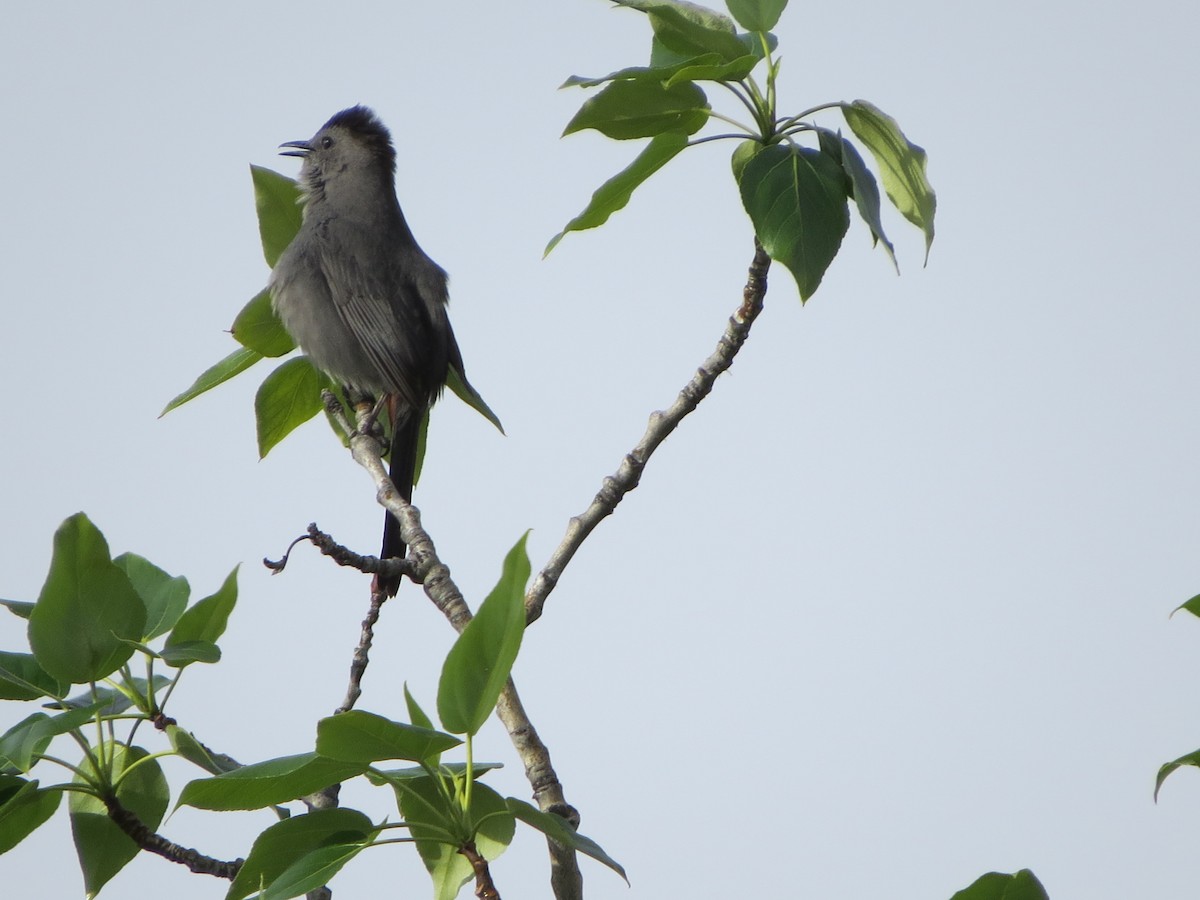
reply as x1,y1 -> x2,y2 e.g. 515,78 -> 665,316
396,777 -> 514,900
738,143 -> 850,301
371,762 -> 503,785
546,132 -> 690,255
0,706 -> 103,773
113,553 -> 190,641
562,54 -> 723,88
0,651 -> 64,701
178,753 -> 366,811
69,745 -> 169,898
817,128 -> 897,272
159,640 -> 221,666
507,798 -> 628,884
394,775 -> 470,900
950,869 -> 1050,900
446,363 -> 504,434
564,78 -> 709,141
725,0 -> 787,31
841,100 -> 936,260
164,566 -> 238,666
261,841 -> 369,900
28,514 -> 146,684
0,599 -> 34,619
232,288 -> 296,358
614,0 -> 748,63
227,808 -> 375,900
405,684 -> 435,731
252,165 -> 303,267
160,346 -> 264,416
316,711 -> 461,764
664,54 -> 758,86
166,726 -> 242,776
255,357 -> 328,458
0,776 -> 61,854
1172,592 -> 1200,617
1155,747 -> 1200,800
437,534 -> 531,736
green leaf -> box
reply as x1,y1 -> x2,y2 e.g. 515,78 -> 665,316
546,132 -> 690,255
178,753 -> 366,811
371,762 -> 503,785
0,651 -> 65,702
0,599 -> 34,620
394,776 -> 513,900
730,138 -> 762,183
69,745 -> 169,897
446,364 -> 504,434
112,553 -> 190,641
255,357 -> 328,458
949,869 -> 1050,900
725,0 -> 787,31
28,513 -> 147,684
564,78 -> 709,141
1155,747 -> 1200,800
0,776 -> 61,854
261,841 -> 369,900
316,711 -> 461,764
405,684 -> 435,731
160,345 -> 264,416
164,566 -> 238,667
232,288 -> 296,358
0,706 -> 103,773
841,100 -> 936,260
166,725 -> 242,776
252,165 -> 304,268
738,143 -> 851,301
159,640 -> 221,666
437,533 -> 531,736
664,54 -> 758,86
562,54 -> 724,88
394,774 -> 470,900
228,808 -> 375,900
507,798 -> 628,884
817,128 -> 897,272
614,0 -> 748,63
1172,592 -> 1200,617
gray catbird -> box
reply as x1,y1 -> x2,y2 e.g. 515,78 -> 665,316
269,105 -> 470,596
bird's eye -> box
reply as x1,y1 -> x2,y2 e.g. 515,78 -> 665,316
320,136 -> 334,149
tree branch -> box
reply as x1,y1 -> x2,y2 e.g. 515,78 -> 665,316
102,795 -> 242,879
345,428 -> 582,897
524,240 -> 771,624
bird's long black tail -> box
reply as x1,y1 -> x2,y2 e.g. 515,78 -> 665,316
379,408 -> 420,597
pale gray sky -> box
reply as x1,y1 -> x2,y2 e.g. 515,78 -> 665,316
3,2 -> 1200,898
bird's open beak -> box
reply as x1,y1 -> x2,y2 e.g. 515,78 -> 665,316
279,140 -> 312,158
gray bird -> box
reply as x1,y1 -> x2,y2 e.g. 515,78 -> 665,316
269,105 -> 468,596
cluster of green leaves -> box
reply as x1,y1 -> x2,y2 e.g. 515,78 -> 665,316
160,167 -> 502,462
0,512 -> 238,894
0,521 -> 622,899
951,870 -> 1050,900
549,0 -> 937,300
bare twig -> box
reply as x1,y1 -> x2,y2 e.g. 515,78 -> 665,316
524,241 -> 771,623
102,795 -> 242,879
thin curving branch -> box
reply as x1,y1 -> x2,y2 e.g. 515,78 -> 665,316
344,427 -> 583,897
102,795 -> 242,879
524,240 -> 771,624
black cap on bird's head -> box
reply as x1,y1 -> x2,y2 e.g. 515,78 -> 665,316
279,104 -> 397,174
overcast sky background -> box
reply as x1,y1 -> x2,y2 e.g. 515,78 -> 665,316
3,2 -> 1200,898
